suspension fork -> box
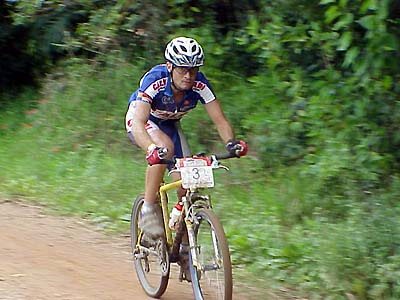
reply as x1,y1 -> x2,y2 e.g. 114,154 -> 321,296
181,194 -> 200,268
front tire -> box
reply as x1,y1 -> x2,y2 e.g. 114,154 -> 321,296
130,195 -> 169,298
190,208 -> 233,300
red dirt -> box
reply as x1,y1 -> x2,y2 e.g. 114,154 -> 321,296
0,200 -> 255,300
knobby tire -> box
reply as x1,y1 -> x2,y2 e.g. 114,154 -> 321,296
190,208 -> 233,300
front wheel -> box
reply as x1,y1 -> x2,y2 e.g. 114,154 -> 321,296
190,208 -> 233,300
130,195 -> 169,298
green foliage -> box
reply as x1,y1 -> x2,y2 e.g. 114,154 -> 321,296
0,57 -> 146,230
227,0 -> 400,196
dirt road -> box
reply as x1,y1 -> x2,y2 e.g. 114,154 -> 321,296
0,200 -> 253,300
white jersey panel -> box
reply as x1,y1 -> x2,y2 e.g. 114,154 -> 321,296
193,81 -> 215,103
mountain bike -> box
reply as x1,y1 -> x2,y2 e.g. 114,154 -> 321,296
130,152 -> 237,299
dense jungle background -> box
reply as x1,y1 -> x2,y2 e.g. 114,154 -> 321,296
1,1 -> 400,299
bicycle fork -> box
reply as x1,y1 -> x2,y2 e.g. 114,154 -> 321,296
181,196 -> 200,269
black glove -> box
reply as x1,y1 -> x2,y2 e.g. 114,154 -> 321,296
225,139 -> 248,157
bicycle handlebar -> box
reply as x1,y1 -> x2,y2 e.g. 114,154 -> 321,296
158,152 -> 239,166
214,152 -> 239,160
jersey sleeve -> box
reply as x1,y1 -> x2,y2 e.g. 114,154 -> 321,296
138,70 -> 168,100
129,65 -> 168,105
194,73 -> 216,104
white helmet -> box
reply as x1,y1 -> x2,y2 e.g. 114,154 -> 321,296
164,37 -> 204,67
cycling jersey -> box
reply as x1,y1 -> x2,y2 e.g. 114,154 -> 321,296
125,64 -> 216,159
127,64 -> 216,125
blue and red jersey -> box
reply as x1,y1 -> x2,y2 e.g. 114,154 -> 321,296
128,64 -> 216,125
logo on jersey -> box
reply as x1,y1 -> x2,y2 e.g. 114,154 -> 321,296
193,81 -> 206,91
152,78 -> 167,91
161,96 -> 174,104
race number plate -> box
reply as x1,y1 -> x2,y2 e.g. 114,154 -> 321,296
181,166 -> 214,189
179,158 -> 214,189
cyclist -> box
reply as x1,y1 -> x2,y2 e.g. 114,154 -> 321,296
125,36 -> 247,279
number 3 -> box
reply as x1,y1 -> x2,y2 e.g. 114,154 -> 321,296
192,167 -> 200,180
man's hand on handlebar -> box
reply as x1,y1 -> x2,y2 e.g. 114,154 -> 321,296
145,140 -> 248,166
225,139 -> 248,157
146,144 -> 168,165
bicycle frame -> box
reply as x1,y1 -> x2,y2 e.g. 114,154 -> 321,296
159,178 -> 211,273
159,153 -> 232,248
159,179 -> 182,247
132,153 -> 237,300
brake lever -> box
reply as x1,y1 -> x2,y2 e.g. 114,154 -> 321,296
217,164 -> 230,171
210,156 -> 230,171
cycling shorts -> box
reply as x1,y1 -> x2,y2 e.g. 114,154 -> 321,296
125,105 -> 191,159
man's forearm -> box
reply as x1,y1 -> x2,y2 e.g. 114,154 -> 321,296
216,120 -> 235,144
132,123 -> 153,151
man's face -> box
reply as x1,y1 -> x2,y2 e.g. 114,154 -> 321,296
167,62 -> 198,91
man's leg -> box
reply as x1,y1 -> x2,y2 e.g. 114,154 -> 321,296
144,127 -> 175,203
139,128 -> 175,239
